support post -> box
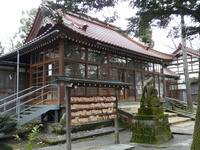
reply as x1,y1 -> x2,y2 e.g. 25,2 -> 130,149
54,110 -> 58,123
17,49 -> 20,121
42,87 -> 44,104
65,87 -> 71,150
114,89 -> 120,144
58,85 -> 61,106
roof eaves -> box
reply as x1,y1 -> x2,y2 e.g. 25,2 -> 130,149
96,42 -> 163,62
164,68 -> 180,78
112,31 -> 174,61
0,30 -> 60,60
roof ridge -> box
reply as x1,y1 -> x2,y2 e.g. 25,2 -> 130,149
173,43 -> 199,55
65,12 -> 120,31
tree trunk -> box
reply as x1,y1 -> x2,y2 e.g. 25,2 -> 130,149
190,64 -> 200,149
181,15 -> 193,111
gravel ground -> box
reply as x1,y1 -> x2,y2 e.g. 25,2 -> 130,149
37,127 -> 116,142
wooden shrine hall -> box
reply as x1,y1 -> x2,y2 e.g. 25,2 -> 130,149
0,5 -> 174,126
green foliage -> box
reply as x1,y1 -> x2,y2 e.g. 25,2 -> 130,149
0,113 -> 17,135
41,0 -> 119,23
126,0 -> 200,37
14,124 -> 43,150
124,16 -> 154,47
14,8 -> 37,48
0,143 -> 13,150
43,0 -> 117,14
189,77 -> 198,84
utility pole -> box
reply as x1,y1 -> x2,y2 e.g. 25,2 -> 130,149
181,15 -> 193,111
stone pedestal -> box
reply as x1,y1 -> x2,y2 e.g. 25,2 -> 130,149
130,96 -> 173,144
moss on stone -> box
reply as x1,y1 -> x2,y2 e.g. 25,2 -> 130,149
130,86 -> 173,144
40,138 -> 66,145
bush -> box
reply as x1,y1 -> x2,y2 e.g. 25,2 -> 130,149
0,143 -> 13,150
14,124 -> 43,150
0,113 -> 17,135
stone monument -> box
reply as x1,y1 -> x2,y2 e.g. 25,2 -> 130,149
130,77 -> 173,144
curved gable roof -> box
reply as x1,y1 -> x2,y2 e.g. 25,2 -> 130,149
2,7 -> 173,62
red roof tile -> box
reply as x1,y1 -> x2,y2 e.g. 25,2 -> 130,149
60,13 -> 173,60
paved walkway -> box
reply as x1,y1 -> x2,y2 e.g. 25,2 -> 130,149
36,102 -> 195,150
36,121 -> 194,150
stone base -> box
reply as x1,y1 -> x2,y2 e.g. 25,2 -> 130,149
130,114 -> 174,144
138,107 -> 164,115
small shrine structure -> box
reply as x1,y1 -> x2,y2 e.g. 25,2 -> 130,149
130,77 -> 173,144
54,76 -> 132,150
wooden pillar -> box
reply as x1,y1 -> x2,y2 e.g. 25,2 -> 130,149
134,71 -> 137,101
65,86 -> 72,150
114,89 -> 120,144
59,40 -> 65,104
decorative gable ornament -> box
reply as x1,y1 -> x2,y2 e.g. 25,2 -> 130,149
40,16 -> 55,28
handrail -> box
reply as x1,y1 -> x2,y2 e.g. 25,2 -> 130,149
0,84 -> 59,120
0,86 -> 39,103
15,84 -> 57,101
1,84 -> 57,108
164,97 -> 187,104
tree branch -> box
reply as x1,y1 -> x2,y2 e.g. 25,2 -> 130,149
174,4 -> 200,22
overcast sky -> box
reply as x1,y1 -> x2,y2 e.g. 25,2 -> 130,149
0,0 -> 41,46
0,0 -> 198,54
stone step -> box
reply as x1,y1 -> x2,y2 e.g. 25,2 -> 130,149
118,104 -> 139,113
164,112 -> 177,118
118,104 -> 193,127
171,120 -> 195,128
100,144 -> 135,150
168,116 -> 191,125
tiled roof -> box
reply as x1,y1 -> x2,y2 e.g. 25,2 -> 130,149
1,8 -> 173,61
60,12 -> 173,60
164,68 -> 180,77
173,43 -> 199,56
